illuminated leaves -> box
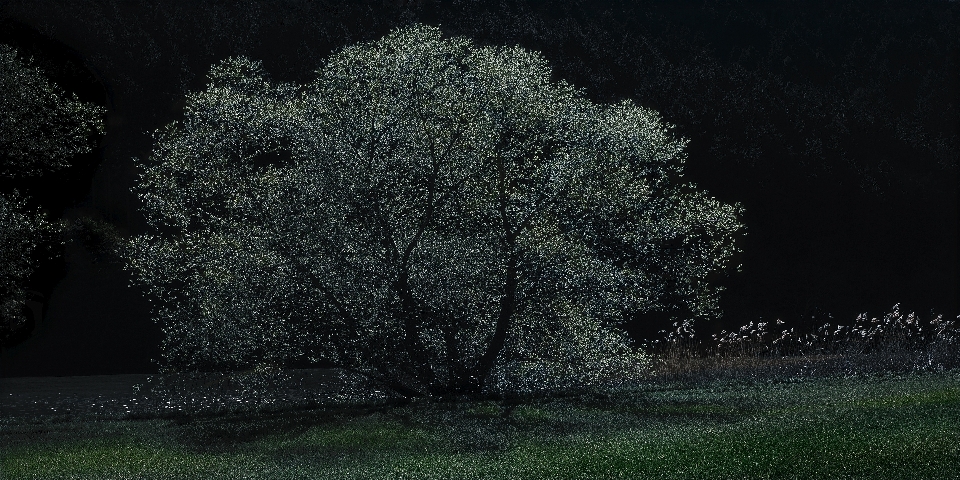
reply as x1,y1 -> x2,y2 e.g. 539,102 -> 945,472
123,24 -> 745,399
0,192 -> 51,329
0,44 -> 105,178
0,44 -> 101,342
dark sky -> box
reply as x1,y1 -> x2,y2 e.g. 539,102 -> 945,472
1,0 -> 957,377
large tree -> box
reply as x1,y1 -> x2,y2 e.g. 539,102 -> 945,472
0,43 -> 105,347
123,24 -> 744,398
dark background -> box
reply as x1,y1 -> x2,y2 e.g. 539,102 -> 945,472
0,0 -> 956,378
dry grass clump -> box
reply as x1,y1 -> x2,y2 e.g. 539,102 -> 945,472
640,304 -> 960,385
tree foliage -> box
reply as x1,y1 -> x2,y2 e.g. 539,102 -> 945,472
0,43 -> 105,178
122,24 -> 744,398
0,190 -> 57,340
0,43 -> 104,345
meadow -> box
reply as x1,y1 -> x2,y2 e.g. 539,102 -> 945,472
1,304 -> 958,479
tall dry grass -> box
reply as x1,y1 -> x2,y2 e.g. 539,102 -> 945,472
639,304 -> 960,385
86,304 -> 960,420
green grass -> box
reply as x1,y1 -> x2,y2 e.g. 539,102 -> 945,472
3,305 -> 958,478
2,371 -> 958,479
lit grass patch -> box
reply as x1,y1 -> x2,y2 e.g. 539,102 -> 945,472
463,401 -> 502,418
854,383 -> 960,410
2,372 -> 957,479
250,415 -> 440,459
409,384 -> 958,480
512,405 -> 553,422
2,432 -> 254,479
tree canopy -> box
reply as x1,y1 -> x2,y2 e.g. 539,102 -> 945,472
0,43 -> 105,178
0,43 -> 105,347
0,190 -> 52,340
122,24 -> 744,398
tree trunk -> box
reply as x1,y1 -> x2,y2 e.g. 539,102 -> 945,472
471,248 -> 519,394
394,268 -> 436,388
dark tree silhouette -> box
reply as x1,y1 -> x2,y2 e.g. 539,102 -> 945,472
122,25 -> 744,398
0,43 -> 104,347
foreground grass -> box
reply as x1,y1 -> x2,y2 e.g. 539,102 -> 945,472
2,370 -> 958,479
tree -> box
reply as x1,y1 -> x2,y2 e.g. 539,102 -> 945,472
122,24 -> 744,399
0,43 -> 105,346
0,190 -> 56,345
0,44 -> 105,178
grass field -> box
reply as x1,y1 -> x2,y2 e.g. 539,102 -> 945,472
2,305 -> 958,479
